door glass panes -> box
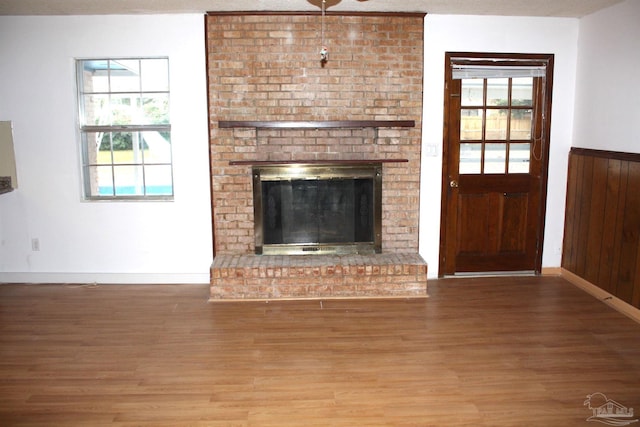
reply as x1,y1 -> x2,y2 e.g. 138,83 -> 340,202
509,143 -> 531,173
460,109 -> 483,140
511,77 -> 533,105
484,143 -> 507,174
459,143 -> 482,174
485,109 -> 508,139
510,109 -> 532,140
461,79 -> 483,106
458,76 -> 535,175
487,78 -> 508,106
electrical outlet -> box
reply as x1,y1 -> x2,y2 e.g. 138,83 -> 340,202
31,238 -> 40,251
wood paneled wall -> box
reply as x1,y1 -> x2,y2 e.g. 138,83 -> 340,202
562,148 -> 640,308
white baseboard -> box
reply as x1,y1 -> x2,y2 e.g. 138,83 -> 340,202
0,272 -> 210,285
561,268 -> 640,324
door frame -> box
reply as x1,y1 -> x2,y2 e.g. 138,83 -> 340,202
438,52 -> 554,277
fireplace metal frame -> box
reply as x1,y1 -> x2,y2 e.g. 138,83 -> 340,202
252,163 -> 382,255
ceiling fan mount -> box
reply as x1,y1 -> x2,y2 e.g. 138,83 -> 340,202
307,0 -> 370,66
307,0 -> 369,9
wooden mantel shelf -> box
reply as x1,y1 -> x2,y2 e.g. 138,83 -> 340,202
229,159 -> 408,166
218,120 -> 415,129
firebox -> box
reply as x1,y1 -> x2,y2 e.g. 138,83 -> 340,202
252,163 -> 382,255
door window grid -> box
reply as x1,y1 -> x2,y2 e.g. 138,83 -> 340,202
459,77 -> 533,175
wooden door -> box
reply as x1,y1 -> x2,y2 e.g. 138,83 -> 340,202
439,53 -> 554,276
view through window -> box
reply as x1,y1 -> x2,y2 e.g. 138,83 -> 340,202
76,58 -> 172,199
459,77 -> 534,175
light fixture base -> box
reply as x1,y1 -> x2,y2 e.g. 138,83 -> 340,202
307,0 -> 341,9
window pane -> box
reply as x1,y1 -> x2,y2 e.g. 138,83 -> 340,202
96,133 -> 114,165
486,78 -> 508,106
142,94 -> 170,124
509,143 -> 531,173
485,109 -> 508,140
485,143 -> 507,174
80,61 -> 109,92
460,143 -> 481,174
512,77 -> 533,106
78,57 -> 172,199
82,94 -> 109,126
144,165 -> 173,195
461,79 -> 483,106
141,59 -> 169,92
510,109 -> 533,140
460,109 -> 483,140
94,131 -> 136,163
97,146 -> 113,165
92,165 -> 114,196
141,131 -> 172,163
113,165 -> 144,196
110,94 -> 139,125
82,132 -> 103,164
110,60 -> 140,92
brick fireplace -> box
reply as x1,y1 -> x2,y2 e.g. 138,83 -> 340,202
206,12 -> 427,300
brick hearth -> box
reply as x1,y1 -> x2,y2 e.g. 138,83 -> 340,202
210,254 -> 427,300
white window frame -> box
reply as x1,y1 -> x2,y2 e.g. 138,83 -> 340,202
76,57 -> 173,201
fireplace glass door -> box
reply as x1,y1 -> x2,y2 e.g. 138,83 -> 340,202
253,164 -> 382,255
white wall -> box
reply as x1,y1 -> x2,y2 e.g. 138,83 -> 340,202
2,8 -> 633,283
572,0 -> 640,153
419,15 -> 580,276
0,15 -> 213,284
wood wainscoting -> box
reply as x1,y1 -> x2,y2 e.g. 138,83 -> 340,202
562,147 -> 640,309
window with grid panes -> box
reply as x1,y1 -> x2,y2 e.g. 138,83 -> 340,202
459,77 -> 534,175
76,58 -> 173,199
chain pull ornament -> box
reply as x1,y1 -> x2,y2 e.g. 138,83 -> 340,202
320,0 -> 328,65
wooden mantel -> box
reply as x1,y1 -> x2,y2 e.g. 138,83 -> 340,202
218,120 -> 415,129
229,158 -> 408,166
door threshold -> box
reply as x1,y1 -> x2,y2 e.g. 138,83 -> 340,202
446,271 -> 536,278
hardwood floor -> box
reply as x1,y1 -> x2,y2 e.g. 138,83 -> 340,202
1,276 -> 639,426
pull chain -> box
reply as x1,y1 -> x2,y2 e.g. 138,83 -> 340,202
320,0 -> 328,63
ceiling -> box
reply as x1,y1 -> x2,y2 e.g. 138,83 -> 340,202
0,0 -> 624,17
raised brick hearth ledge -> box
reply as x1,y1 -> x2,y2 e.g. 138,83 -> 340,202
210,254 -> 428,301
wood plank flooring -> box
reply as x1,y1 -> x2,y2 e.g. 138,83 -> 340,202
1,276 -> 639,426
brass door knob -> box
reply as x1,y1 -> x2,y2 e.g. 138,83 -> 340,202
450,180 -> 459,188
